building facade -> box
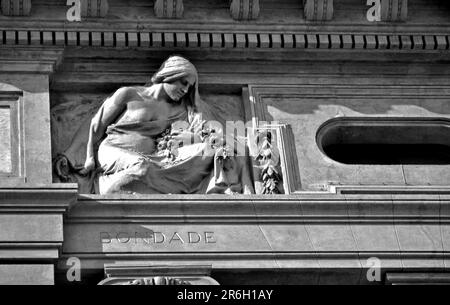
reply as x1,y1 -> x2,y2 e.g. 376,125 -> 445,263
0,0 -> 450,285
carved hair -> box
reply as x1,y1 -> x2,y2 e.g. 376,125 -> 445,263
150,55 -> 199,118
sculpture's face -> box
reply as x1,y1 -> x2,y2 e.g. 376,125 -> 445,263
163,74 -> 196,102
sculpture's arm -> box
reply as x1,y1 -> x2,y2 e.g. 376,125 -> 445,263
80,87 -> 130,174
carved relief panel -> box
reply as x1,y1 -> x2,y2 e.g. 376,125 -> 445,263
0,83 -> 24,184
246,84 -> 450,191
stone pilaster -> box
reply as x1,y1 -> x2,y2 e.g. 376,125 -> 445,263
303,0 -> 333,21
0,185 -> 77,285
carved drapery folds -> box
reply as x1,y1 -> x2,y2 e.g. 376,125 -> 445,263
303,0 -> 333,21
1,0 -> 31,16
154,0 -> 184,19
381,0 -> 407,21
80,0 -> 109,18
229,0 -> 260,20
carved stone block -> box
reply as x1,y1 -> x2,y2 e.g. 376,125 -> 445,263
0,0 -> 31,16
380,0 -> 407,22
80,0 -> 109,18
303,0 -> 333,21
154,0 -> 183,19
229,0 -> 260,21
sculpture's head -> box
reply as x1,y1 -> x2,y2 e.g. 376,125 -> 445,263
151,55 -> 199,112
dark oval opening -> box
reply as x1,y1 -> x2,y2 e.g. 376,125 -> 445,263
316,118 -> 450,165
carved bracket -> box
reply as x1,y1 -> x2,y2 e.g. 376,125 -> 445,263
229,0 -> 260,21
303,0 -> 333,21
0,0 -> 31,16
154,0 -> 184,19
80,0 -> 109,18
380,0 -> 407,22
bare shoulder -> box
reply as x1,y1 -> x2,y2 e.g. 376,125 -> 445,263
110,86 -> 143,105
114,86 -> 142,97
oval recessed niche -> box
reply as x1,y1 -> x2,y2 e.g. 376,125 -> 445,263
316,118 -> 450,165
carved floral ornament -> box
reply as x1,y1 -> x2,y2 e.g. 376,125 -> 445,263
254,130 -> 283,194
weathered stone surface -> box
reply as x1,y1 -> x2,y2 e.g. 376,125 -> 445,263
395,225 -> 443,252
154,0 -> 183,18
230,0 -> 260,20
80,0 -> 109,18
0,214 -> 63,242
380,0 -> 408,22
0,108 -> 11,173
0,0 -> 31,16
351,225 -> 400,252
0,265 -> 54,285
303,0 -> 333,21
248,85 -> 450,191
0,74 -> 60,184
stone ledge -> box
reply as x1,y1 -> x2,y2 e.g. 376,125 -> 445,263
65,192 -> 450,223
0,184 -> 77,262
0,183 -> 78,212
57,252 -> 450,274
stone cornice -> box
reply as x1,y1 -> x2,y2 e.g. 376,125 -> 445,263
0,29 -> 448,52
65,192 -> 450,224
0,184 -> 78,213
0,47 -> 64,73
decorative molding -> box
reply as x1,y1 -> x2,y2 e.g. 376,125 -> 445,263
0,47 -> 64,74
0,0 -> 31,16
386,273 -> 450,285
229,0 -> 260,21
98,264 -> 220,285
126,277 -> 191,285
68,192 -> 450,223
154,0 -> 184,19
0,184 -> 77,262
381,0 -> 407,22
0,30 -> 448,51
80,0 -> 109,18
0,184 -> 78,212
303,0 -> 333,21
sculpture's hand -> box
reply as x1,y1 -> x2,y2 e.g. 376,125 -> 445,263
170,130 -> 200,145
78,157 -> 96,176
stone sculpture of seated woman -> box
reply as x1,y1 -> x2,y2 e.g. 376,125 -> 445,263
54,56 -> 254,195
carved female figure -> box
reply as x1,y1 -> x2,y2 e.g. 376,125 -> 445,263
54,56 -> 254,195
